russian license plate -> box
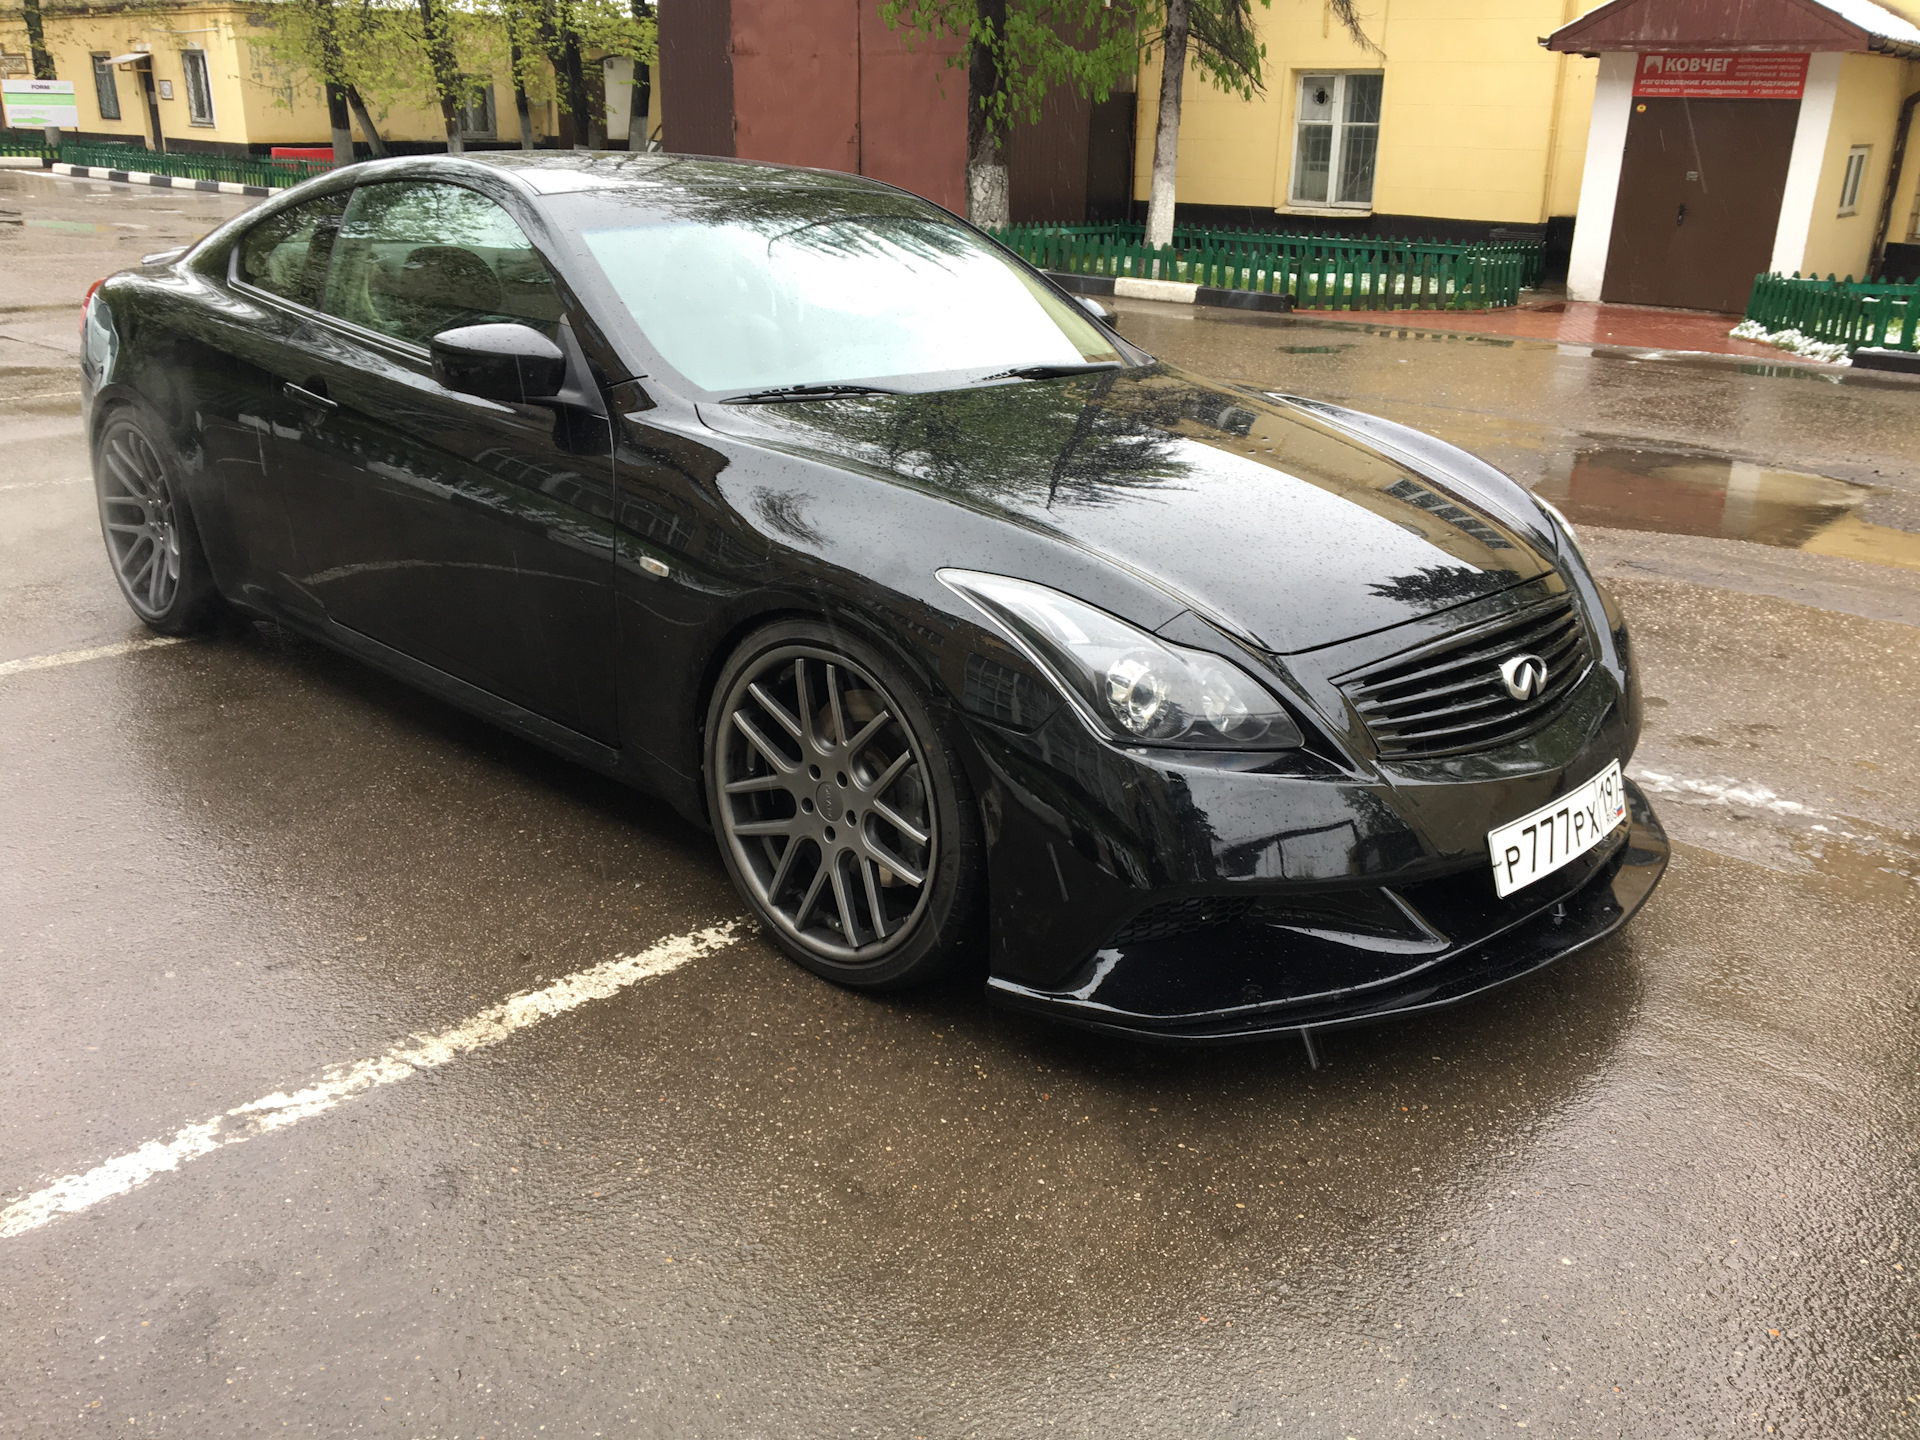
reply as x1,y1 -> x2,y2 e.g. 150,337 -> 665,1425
1487,760 -> 1628,898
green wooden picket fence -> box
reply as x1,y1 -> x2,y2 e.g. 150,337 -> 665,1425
1,132 -> 334,189
0,128 -> 50,159
55,138 -> 336,189
1744,271 -> 1917,353
990,221 -> 1538,311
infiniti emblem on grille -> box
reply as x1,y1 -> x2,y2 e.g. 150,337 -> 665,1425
1499,654 -> 1549,701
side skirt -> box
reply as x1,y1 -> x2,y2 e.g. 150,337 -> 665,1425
266,604 -> 625,776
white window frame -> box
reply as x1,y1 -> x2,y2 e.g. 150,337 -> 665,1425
456,77 -> 496,140
1837,144 -> 1869,216
1289,71 -> 1383,211
180,48 -> 215,127
91,52 -> 122,121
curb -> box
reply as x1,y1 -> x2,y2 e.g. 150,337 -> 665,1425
1851,346 -> 1920,375
44,161 -> 278,198
1043,269 -> 1292,314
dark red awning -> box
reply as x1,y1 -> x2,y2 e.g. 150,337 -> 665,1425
1545,0 -> 1920,57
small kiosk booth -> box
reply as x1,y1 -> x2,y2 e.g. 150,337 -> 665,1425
1550,0 -> 1920,312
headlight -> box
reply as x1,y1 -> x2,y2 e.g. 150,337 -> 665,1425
939,570 -> 1303,750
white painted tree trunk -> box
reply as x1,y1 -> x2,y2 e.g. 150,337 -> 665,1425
969,161 -> 1010,229
1144,0 -> 1190,252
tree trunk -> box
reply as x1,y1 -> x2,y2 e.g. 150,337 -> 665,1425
416,0 -> 466,153
516,86 -> 535,149
966,0 -> 1009,228
584,49 -> 606,149
627,61 -> 651,149
508,37 -> 535,150
628,0 -> 654,150
346,86 -> 388,157
1144,0 -> 1189,251
314,0 -> 353,162
324,82 -> 355,165
22,0 -> 54,80
559,37 -> 593,150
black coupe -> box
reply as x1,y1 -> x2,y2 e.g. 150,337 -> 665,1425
80,153 -> 1667,1042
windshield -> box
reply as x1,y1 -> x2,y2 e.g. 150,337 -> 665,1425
576,210 -> 1122,395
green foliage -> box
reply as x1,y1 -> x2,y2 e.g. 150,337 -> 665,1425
1186,0 -> 1266,103
881,0 -> 1374,133
490,0 -> 655,112
247,0 -> 653,120
881,0 -> 1281,133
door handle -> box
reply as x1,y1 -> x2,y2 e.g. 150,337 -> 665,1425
1676,202 -> 1687,226
284,380 -> 336,412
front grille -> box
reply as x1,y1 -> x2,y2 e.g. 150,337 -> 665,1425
1337,594 -> 1594,758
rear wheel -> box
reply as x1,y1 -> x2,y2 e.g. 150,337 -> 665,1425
93,408 -> 223,634
705,620 -> 981,989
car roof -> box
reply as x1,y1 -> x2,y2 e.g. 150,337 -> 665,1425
336,150 -> 912,204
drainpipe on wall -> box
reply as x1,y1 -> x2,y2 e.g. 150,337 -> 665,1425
1868,88 -> 1920,279
1535,0 -> 1581,225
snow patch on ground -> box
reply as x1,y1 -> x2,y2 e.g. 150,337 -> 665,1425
1728,320 -> 1853,365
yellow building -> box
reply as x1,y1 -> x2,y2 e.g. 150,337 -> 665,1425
1552,0 -> 1920,306
0,1 -> 659,156
1133,1 -> 1601,235
1134,0 -> 1920,306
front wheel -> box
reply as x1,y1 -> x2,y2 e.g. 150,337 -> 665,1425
93,407 -> 223,634
704,620 -> 982,990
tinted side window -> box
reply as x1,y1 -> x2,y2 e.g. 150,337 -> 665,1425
322,181 -> 564,348
235,193 -> 349,309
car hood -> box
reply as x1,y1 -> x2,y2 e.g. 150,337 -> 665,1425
697,364 -> 1556,654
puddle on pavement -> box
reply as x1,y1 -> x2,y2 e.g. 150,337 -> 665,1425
1537,446 -> 1920,570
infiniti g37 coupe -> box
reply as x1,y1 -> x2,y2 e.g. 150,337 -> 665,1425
79,152 -> 1667,1042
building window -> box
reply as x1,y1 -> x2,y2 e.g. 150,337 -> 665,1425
1837,144 -> 1870,216
1291,72 -> 1382,209
457,79 -> 496,140
92,53 -> 121,120
181,49 -> 214,127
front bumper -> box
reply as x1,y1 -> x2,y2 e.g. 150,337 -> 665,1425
985,780 -> 1668,1044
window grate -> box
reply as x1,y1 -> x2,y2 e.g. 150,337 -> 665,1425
181,50 -> 214,127
91,54 -> 121,121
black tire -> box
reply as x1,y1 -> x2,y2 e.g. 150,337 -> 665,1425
92,405 -> 225,635
704,618 -> 983,990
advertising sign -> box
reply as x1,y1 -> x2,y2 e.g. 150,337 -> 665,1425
1632,52 -> 1809,99
1,78 -> 79,127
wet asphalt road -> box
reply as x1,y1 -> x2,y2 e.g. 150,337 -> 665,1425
2,169 -> 1918,1438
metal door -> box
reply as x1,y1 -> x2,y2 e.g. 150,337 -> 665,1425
1601,98 -> 1800,314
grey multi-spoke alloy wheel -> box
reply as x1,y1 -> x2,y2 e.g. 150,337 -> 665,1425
706,622 -> 982,989
93,408 -> 222,634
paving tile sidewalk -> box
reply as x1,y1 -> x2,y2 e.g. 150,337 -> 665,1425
1291,297 -> 1802,361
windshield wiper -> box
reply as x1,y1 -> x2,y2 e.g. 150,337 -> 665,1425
720,382 -> 903,405
975,361 -> 1125,383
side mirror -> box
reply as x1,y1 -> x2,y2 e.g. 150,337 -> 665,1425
1076,293 -> 1117,326
430,322 -> 566,405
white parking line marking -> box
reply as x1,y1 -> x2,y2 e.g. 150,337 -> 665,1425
0,635 -> 185,679
0,477 -> 88,492
0,920 -> 750,1240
